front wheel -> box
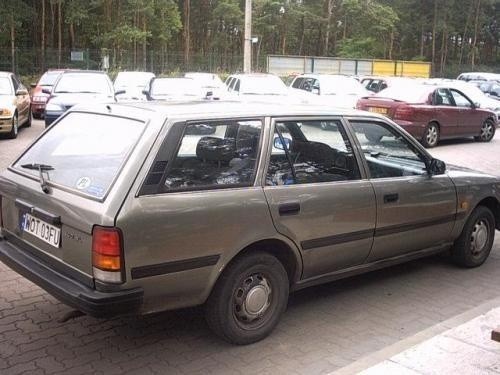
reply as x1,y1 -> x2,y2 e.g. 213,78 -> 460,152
451,206 -> 495,267
25,107 -> 32,128
205,252 -> 289,345
421,123 -> 439,148
7,113 -> 19,139
474,118 -> 495,142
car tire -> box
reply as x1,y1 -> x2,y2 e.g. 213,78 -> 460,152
451,206 -> 495,268
421,122 -> 439,148
474,118 -> 495,142
205,251 -> 289,345
32,113 -> 41,120
7,113 -> 19,139
25,107 -> 32,128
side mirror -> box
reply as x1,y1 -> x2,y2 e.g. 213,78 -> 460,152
473,102 -> 481,109
30,83 -> 36,88
311,87 -> 320,95
429,158 -> 446,175
114,89 -> 126,96
273,136 -> 292,151
16,88 -> 28,96
41,88 -> 51,95
205,91 -> 213,99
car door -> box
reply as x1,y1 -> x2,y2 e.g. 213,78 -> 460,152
263,118 -> 376,279
450,89 -> 484,136
348,119 -> 457,262
431,88 -> 459,138
12,75 -> 29,122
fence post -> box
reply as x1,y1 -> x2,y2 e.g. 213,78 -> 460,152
86,48 -> 90,70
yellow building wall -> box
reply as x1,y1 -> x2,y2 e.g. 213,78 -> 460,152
372,60 -> 431,78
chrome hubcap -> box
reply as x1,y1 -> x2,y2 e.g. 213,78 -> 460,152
426,126 -> 438,145
234,274 -> 272,324
470,219 -> 489,256
481,122 -> 493,140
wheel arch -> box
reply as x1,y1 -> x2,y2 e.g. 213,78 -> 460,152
476,197 -> 500,230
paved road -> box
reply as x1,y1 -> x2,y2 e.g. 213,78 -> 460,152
1,120 -> 500,375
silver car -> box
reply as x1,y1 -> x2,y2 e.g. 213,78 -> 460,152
0,102 -> 499,344
0,71 -> 31,139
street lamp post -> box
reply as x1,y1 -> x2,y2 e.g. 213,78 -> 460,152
244,0 -> 252,73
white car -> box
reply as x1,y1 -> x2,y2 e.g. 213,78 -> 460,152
143,77 -> 206,101
290,74 -> 371,109
184,72 -> 225,99
224,73 -> 312,104
0,71 -> 31,139
114,71 -> 155,101
457,72 -> 500,82
423,79 -> 500,122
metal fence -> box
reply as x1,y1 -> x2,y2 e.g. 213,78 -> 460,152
267,55 -> 432,78
0,48 -> 263,78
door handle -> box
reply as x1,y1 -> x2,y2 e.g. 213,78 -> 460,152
278,202 -> 301,216
383,193 -> 399,204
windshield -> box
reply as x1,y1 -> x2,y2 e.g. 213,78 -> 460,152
241,76 -> 288,95
14,112 -> 145,200
376,85 -> 431,103
0,77 -> 13,95
320,77 -> 367,95
184,73 -> 224,88
39,71 -> 62,86
114,72 -> 154,89
54,73 -> 113,95
150,78 -> 202,97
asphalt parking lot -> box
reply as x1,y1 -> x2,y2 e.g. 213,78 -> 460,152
1,119 -> 500,375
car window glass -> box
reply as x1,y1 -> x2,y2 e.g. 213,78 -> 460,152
350,121 -> 427,178
0,77 -> 13,95
229,78 -> 237,91
234,79 -> 240,92
292,77 -> 303,88
450,89 -> 472,108
11,76 -> 19,91
434,88 -> 453,106
163,120 -> 262,191
301,78 -> 315,92
266,120 -> 360,186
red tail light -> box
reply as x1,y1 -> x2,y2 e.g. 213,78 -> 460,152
92,226 -> 123,283
394,105 -> 414,121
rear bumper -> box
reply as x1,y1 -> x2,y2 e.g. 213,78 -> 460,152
0,237 -> 143,318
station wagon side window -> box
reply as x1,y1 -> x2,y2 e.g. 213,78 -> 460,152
266,120 -> 360,186
160,119 -> 262,191
350,121 -> 427,179
292,77 -> 304,88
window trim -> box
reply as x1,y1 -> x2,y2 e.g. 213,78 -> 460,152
265,116 -> 364,186
142,117 -> 265,195
345,117 -> 432,181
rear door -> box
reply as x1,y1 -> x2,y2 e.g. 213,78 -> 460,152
263,118 -> 376,279
449,89 -> 484,136
430,88 -> 459,138
348,119 -> 457,261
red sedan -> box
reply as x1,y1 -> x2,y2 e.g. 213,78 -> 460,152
356,84 -> 497,147
30,70 -> 65,119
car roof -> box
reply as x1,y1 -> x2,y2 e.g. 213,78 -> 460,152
228,73 -> 278,79
74,100 -> 375,120
59,70 -> 108,75
0,71 -> 13,78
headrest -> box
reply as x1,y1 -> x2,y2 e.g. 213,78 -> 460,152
196,136 -> 235,162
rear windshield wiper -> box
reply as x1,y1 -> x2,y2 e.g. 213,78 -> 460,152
21,163 -> 54,194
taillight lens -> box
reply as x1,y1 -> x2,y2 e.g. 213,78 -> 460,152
394,105 -> 414,121
92,226 -> 123,283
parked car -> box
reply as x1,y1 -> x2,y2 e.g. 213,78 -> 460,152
1,101 -> 499,344
44,70 -> 116,127
423,79 -> 500,122
114,71 -> 155,101
289,74 -> 370,109
357,83 -> 497,147
457,72 -> 500,82
224,73 -> 294,101
361,76 -> 416,93
0,71 -> 31,139
477,81 -> 500,100
184,72 -> 225,99
30,70 -> 65,119
143,77 -> 206,101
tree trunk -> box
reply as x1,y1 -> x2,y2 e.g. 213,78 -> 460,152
388,30 -> 394,60
324,0 -> 334,55
183,0 -> 191,66
10,14 -> 15,73
41,0 -> 46,72
298,15 -> 305,55
57,0 -> 62,67
143,14 -> 147,70
69,22 -> 75,50
471,0 -> 481,68
459,0 -> 475,66
431,0 -> 438,75
440,6 -> 448,74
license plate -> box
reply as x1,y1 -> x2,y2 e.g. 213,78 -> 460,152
368,107 -> 388,114
21,213 -> 61,248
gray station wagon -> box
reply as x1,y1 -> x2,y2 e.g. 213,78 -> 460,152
0,101 -> 499,344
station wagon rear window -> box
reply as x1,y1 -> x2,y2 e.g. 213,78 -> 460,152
13,112 -> 145,199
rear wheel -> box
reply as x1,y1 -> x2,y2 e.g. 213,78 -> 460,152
205,252 -> 289,345
421,122 -> 439,148
474,118 -> 495,142
7,113 -> 19,139
451,206 -> 495,267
